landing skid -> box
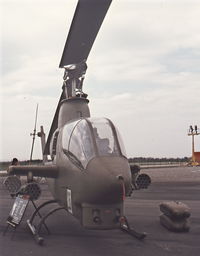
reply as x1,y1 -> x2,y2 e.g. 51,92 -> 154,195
27,200 -> 146,245
27,199 -> 66,245
119,216 -> 146,240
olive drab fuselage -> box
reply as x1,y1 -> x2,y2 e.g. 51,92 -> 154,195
47,97 -> 132,229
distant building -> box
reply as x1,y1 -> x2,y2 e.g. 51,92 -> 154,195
193,152 -> 200,166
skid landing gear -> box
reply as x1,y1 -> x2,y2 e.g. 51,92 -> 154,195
27,199 -> 66,245
119,216 -> 146,240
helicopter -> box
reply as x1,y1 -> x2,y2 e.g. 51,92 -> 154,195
4,0 -> 151,245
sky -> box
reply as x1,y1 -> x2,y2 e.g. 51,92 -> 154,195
1,0 -> 200,161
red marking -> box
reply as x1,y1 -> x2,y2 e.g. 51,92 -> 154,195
104,209 -> 111,214
119,216 -> 125,224
23,195 -> 30,200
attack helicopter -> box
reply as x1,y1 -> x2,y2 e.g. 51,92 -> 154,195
4,0 -> 151,244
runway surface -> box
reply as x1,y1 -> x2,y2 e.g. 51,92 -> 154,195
0,167 -> 200,256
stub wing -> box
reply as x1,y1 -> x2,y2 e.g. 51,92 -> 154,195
8,165 -> 58,178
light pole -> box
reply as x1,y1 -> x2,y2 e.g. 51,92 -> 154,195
188,125 -> 200,165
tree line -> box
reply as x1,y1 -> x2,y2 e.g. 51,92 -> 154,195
128,157 -> 190,163
1,157 -> 190,171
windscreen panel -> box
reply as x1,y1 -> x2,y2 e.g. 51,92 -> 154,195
62,119 -> 95,169
62,120 -> 80,150
115,127 -> 127,157
69,119 -> 95,168
89,118 -> 120,157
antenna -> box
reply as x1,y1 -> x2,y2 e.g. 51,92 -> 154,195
30,104 -> 39,162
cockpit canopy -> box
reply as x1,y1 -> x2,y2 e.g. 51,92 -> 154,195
62,118 -> 126,169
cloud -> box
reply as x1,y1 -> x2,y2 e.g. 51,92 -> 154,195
90,75 -> 200,158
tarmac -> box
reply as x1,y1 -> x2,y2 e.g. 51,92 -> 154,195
0,166 -> 200,256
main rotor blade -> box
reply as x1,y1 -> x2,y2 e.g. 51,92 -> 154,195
59,0 -> 112,68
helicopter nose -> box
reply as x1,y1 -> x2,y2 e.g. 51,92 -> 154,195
85,156 -> 132,204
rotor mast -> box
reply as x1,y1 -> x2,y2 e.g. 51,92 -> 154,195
59,0 -> 112,99
62,61 -> 87,99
